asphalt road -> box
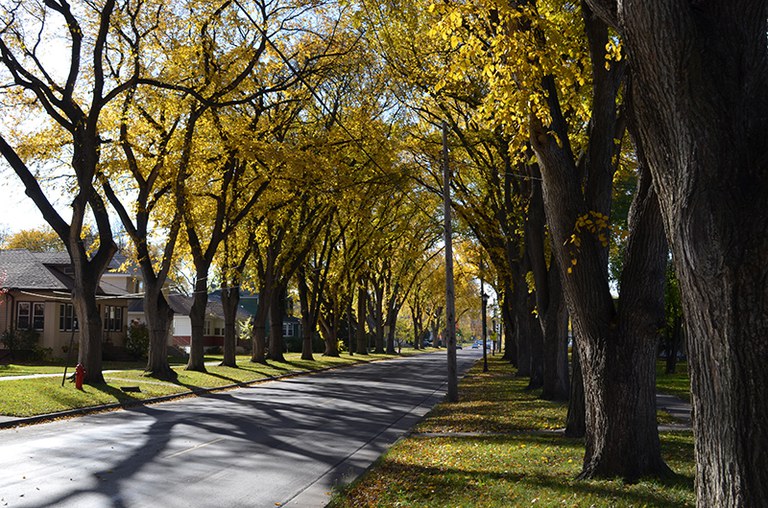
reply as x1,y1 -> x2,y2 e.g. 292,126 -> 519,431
0,349 -> 479,508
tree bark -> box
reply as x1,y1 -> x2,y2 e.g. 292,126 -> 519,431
186,265 -> 210,372
528,6 -> 669,480
268,283 -> 287,362
355,283 -> 369,355
501,286 -> 517,365
512,266 -> 531,377
565,339 -> 586,438
584,1 -> 768,502
527,168 -> 569,400
298,267 -> 315,361
220,285 -> 240,367
143,285 -> 176,380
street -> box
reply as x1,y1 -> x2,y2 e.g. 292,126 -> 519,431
0,350 -> 478,508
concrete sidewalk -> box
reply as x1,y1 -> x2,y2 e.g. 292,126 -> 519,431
656,392 -> 692,427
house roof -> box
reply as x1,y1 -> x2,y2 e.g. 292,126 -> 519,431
0,249 -> 69,291
0,249 -> 134,295
129,292 -> 251,321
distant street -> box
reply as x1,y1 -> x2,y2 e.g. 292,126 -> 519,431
0,350 -> 479,508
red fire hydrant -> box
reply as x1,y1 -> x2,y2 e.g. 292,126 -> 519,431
75,363 -> 85,390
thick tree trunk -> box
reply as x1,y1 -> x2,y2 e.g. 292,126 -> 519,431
269,284 -> 287,362
585,1 -> 768,502
372,284 -> 385,354
72,281 -> 105,385
250,287 -> 271,364
319,316 -> 340,357
385,313 -> 397,354
529,7 -> 669,479
527,170 -> 570,400
501,287 -> 516,365
220,285 -> 240,367
513,267 -> 531,377
541,270 -> 569,400
186,267 -> 209,372
298,268 -> 314,361
565,340 -> 586,437
356,284 -> 368,355
526,289 -> 544,390
143,285 -> 176,380
664,317 -> 681,375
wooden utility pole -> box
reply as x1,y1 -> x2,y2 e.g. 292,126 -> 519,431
443,121 -> 458,403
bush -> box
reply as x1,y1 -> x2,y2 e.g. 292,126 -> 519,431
0,329 -> 49,361
126,321 -> 150,360
1,329 -> 39,351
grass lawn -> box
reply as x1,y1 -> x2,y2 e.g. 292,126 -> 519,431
0,350 -> 426,418
656,361 -> 691,402
328,356 -> 695,508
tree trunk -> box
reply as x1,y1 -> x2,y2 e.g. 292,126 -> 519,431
373,284 -> 385,354
143,285 -> 176,380
186,265 -> 209,372
410,305 -> 421,350
269,284 -> 286,362
528,6 -> 669,479
664,316 -> 681,375
72,279 -> 105,385
527,168 -> 569,400
585,2 -> 768,502
540,291 -> 569,401
513,267 -> 531,377
250,287 -> 271,364
565,339 -> 586,437
356,284 -> 368,355
298,270 -> 314,361
385,312 -> 398,354
220,285 -> 240,368
319,315 -> 340,357
526,288 -> 544,390
501,287 -> 516,365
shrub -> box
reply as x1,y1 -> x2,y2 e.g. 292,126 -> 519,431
126,321 -> 150,360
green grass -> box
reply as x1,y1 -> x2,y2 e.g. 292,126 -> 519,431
0,350 -> 424,417
328,356 -> 695,508
656,361 -> 691,403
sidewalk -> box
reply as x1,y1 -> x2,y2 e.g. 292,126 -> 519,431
657,392 -> 692,427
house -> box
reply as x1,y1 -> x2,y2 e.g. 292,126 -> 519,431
128,292 -> 259,352
131,291 -> 301,353
0,249 -> 139,359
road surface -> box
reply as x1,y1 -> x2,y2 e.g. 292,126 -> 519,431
0,350 -> 479,507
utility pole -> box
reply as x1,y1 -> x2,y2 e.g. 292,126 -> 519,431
443,121 -> 458,403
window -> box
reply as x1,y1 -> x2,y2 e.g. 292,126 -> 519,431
59,304 -> 79,331
17,302 -> 44,331
17,302 -> 30,330
103,305 -> 123,332
283,322 -> 294,337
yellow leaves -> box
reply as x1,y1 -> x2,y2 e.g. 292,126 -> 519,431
566,211 -> 612,275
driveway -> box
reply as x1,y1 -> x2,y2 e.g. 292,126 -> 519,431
0,350 -> 478,507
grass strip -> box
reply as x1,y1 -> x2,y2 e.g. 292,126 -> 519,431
0,350 -> 428,418
328,356 -> 695,508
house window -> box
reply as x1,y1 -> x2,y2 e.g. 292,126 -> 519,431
59,304 -> 79,331
103,305 -> 123,332
282,322 -> 294,337
204,320 -> 211,335
17,302 -> 44,331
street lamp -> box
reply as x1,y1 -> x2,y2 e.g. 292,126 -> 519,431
482,290 -> 489,372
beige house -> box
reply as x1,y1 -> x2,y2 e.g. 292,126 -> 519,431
0,249 -> 140,359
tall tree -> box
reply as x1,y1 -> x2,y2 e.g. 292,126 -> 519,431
0,0 -> 139,383
585,1 -> 768,504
